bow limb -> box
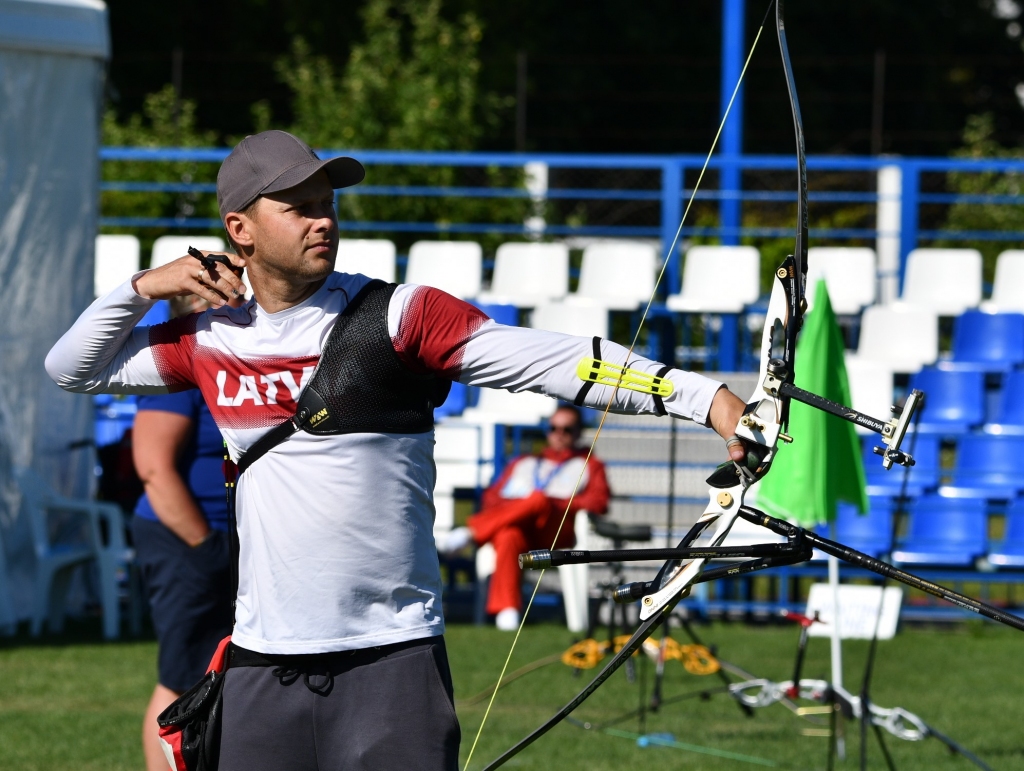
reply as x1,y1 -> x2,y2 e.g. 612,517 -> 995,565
776,0 -> 809,429
480,599 -> 674,771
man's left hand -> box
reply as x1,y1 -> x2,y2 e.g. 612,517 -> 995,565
707,386 -> 750,464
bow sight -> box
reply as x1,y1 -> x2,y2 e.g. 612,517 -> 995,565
769,364 -> 923,471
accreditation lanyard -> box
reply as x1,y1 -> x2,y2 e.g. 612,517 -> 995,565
533,457 -> 569,494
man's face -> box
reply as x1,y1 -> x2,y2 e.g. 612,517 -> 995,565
547,408 -> 582,452
246,171 -> 339,284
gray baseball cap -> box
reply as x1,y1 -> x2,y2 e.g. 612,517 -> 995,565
216,130 -> 364,220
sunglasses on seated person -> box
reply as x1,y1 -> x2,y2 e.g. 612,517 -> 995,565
547,423 -> 579,435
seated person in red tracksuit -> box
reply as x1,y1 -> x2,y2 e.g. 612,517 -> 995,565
443,405 -> 609,630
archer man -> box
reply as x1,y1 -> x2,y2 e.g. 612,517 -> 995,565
46,130 -> 747,771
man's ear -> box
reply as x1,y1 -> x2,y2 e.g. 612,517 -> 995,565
224,211 -> 255,249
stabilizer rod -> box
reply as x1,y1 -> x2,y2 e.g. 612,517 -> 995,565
738,506 -> 1024,632
520,542 -> 796,569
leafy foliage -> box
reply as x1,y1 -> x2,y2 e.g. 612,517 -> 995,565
101,86 -> 222,262
273,0 -> 527,249
943,113 -> 1024,281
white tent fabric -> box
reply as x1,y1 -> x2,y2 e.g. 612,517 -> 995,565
0,0 -> 109,619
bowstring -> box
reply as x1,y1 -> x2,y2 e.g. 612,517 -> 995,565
461,8 -> 774,768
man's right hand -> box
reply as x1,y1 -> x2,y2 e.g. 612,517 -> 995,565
133,251 -> 247,308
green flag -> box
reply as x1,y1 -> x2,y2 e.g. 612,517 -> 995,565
755,279 -> 868,527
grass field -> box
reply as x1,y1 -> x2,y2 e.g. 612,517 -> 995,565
0,619 -> 1022,770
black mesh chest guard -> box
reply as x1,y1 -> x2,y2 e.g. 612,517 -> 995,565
298,280 -> 451,435
236,280 -> 451,474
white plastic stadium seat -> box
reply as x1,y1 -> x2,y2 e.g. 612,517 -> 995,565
433,423 -> 494,496
566,241 -> 658,310
150,236 -> 226,269
461,388 -> 557,426
852,304 -> 938,373
432,422 -> 495,541
95,235 -> 141,297
666,246 -> 760,313
900,248 -> 982,316
405,240 -> 483,299
336,239 -> 396,282
531,301 -> 609,338
15,467 -> 135,640
844,355 -> 895,434
805,247 -> 876,314
477,242 -> 569,307
985,250 -> 1024,312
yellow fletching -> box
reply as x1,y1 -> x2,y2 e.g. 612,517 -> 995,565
575,357 -> 675,398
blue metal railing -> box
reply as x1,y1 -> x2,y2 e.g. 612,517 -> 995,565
100,148 -> 1024,298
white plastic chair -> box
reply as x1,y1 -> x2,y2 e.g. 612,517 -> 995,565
150,236 -> 226,270
900,248 -> 982,316
15,468 -> 133,639
805,247 -> 877,314
852,304 -> 938,373
844,355 -> 895,433
95,235 -> 140,297
531,301 -> 609,338
405,241 -> 483,299
477,242 -> 569,307
461,388 -> 558,426
985,250 -> 1024,312
666,245 -> 761,313
475,510 -> 590,633
336,239 -> 397,282
567,241 -> 658,310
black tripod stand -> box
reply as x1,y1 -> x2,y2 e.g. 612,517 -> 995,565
587,517 -> 653,683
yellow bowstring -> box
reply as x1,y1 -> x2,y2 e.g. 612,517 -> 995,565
461,13 -> 771,769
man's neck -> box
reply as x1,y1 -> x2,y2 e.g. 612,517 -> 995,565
249,272 -> 327,314
542,446 -> 579,461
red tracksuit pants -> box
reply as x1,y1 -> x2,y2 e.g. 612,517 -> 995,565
468,492 -> 575,615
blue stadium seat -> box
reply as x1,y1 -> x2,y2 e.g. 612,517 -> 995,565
989,499 -> 1024,568
833,498 -> 895,558
891,495 -> 988,567
471,301 -> 518,327
863,433 -> 940,497
946,311 -> 1024,372
138,299 -> 170,327
93,394 -> 138,448
985,370 -> 1024,436
941,434 -> 1024,499
908,369 -> 985,434
434,381 -> 468,420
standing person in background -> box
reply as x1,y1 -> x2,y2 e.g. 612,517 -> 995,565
132,294 -> 234,771
439,405 -> 610,630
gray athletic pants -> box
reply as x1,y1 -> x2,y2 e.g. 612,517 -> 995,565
220,636 -> 461,771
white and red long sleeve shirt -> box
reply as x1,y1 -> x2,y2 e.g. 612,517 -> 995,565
46,272 -> 724,654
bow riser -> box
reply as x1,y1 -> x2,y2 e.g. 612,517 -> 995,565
638,260 -> 794,620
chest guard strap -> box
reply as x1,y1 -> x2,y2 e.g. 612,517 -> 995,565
236,280 -> 451,475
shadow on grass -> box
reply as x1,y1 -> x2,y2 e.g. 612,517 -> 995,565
0,615 -> 156,651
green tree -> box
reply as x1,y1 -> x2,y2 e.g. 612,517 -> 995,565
274,0 -> 526,247
943,112 -> 1024,282
101,86 -> 222,262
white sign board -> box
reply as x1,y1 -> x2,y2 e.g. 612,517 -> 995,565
805,584 -> 903,640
